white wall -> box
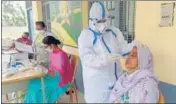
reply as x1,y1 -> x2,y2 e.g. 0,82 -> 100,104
135,1 -> 176,85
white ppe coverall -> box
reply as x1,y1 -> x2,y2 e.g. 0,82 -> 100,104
78,2 -> 134,103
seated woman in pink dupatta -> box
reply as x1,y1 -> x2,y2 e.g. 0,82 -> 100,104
109,45 -> 160,103
24,36 -> 74,103
43,36 -> 74,87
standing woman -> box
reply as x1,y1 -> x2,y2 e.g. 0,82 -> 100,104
24,36 -> 74,103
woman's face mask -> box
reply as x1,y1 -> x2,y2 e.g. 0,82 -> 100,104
44,45 -> 53,52
45,48 -> 52,52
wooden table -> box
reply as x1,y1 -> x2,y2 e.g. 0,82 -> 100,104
2,70 -> 46,103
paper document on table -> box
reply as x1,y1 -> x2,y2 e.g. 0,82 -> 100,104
2,50 -> 19,54
15,41 -> 34,53
13,53 -> 29,60
2,54 -> 11,62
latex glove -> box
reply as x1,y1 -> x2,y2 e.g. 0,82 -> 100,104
106,53 -> 122,64
119,57 -> 128,71
111,53 -> 123,59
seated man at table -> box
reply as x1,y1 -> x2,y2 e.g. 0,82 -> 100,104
10,32 -> 33,59
10,32 -> 32,49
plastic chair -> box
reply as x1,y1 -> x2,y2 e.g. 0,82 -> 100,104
67,55 -> 79,103
159,92 -> 165,103
55,54 -> 79,103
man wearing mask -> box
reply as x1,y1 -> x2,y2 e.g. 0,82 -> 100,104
33,21 -> 57,61
34,21 -> 57,44
16,32 -> 32,45
9,32 -> 33,59
78,2 -> 138,103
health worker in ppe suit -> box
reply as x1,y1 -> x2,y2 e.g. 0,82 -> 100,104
78,2 -> 137,103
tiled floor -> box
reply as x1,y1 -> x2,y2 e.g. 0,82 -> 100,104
2,92 -> 86,103
58,92 -> 86,103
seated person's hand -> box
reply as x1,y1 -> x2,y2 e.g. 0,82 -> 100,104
40,62 -> 46,68
9,42 -> 15,49
9,42 -> 23,53
48,70 -> 55,77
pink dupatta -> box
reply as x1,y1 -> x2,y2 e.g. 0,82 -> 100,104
49,49 -> 74,87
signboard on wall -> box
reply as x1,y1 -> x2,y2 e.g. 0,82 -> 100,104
160,3 -> 175,27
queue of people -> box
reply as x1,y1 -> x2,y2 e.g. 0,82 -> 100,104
5,1 -> 163,103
